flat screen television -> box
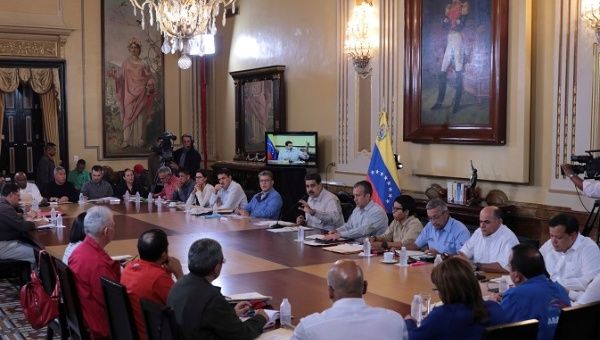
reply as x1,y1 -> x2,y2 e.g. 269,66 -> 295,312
265,131 -> 318,167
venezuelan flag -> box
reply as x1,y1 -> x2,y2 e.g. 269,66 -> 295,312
266,135 -> 278,160
366,112 -> 401,213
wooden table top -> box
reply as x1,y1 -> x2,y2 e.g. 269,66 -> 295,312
29,202 -> 454,321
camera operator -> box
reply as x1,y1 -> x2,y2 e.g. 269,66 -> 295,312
561,164 -> 597,196
170,134 -> 201,176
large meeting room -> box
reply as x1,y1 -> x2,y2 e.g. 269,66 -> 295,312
0,0 -> 600,339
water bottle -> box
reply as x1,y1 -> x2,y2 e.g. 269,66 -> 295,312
434,254 -> 443,267
279,298 -> 292,328
363,237 -> 371,256
135,192 -> 141,202
56,213 -> 63,227
499,276 -> 509,294
124,191 -> 130,201
156,196 -> 162,206
50,207 -> 57,225
31,198 -> 39,212
297,226 -> 305,242
78,193 -> 84,204
399,246 -> 408,267
411,294 -> 423,324
212,202 -> 218,215
147,192 -> 153,204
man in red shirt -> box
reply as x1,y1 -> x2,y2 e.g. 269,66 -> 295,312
69,206 -> 120,339
121,229 -> 183,340
154,166 -> 178,200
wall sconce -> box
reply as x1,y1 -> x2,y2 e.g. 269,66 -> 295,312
582,0 -> 600,43
344,0 -> 378,78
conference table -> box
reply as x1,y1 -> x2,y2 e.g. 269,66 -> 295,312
28,201 -> 491,325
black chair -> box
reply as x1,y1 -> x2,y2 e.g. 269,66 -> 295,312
100,277 -> 139,340
483,319 -> 538,340
53,258 -> 90,340
337,191 -> 355,222
0,258 -> 31,286
554,301 -> 600,340
140,298 -> 180,340
34,250 -> 68,340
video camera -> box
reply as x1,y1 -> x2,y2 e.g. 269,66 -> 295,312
151,131 -> 177,164
568,149 -> 600,179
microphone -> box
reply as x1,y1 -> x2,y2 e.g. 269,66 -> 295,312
270,195 -> 308,228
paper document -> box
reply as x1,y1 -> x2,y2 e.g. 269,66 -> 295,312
395,250 -> 426,257
323,243 -> 363,254
240,309 -> 281,330
111,255 -> 134,262
255,220 -> 296,228
257,327 -> 293,339
225,292 -> 272,304
266,226 -> 312,233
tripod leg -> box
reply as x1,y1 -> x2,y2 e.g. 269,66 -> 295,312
582,201 -> 600,237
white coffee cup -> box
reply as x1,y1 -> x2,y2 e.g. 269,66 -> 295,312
168,202 -> 177,208
383,251 -> 394,262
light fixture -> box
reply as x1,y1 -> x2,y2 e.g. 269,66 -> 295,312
344,0 -> 378,78
129,0 -> 236,69
582,0 -> 600,43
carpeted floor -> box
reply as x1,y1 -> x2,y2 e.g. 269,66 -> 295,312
0,279 -> 58,340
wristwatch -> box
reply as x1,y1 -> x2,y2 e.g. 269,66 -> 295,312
568,173 -> 575,178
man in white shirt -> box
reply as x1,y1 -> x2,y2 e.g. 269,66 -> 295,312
324,181 -> 388,240
14,172 -> 45,205
540,213 -> 600,302
292,259 -> 408,340
459,206 -> 519,273
208,168 -> 248,210
561,163 -> 600,197
296,173 -> 344,231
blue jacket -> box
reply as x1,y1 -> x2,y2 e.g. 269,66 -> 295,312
406,300 -> 507,340
501,274 -> 571,340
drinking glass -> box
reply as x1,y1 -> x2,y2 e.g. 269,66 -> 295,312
420,293 -> 431,319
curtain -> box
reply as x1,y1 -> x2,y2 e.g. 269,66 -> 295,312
0,68 -> 61,164
0,93 -> 3,153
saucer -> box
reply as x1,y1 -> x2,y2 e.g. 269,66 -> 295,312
380,259 -> 399,264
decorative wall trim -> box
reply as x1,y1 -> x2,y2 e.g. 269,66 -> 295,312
0,25 -> 73,59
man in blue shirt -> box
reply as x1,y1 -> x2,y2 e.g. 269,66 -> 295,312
236,170 -> 282,220
499,244 -> 570,340
413,198 -> 470,255
172,168 -> 196,202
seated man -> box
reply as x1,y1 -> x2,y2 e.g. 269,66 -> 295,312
121,229 -> 184,340
370,195 -> 423,251
413,198 -> 470,256
43,166 -> 79,203
499,244 -> 570,340
171,168 -> 195,202
14,171 -> 46,205
154,166 -> 179,200
81,165 -> 114,199
324,181 -> 388,240
279,141 -> 309,162
167,238 -> 267,339
0,183 -> 44,263
67,159 -> 91,191
576,272 -> 600,305
540,213 -> 600,301
69,206 -> 121,339
237,170 -> 282,219
458,206 -> 519,273
292,259 -> 407,340
296,173 -> 344,232
209,168 -> 248,210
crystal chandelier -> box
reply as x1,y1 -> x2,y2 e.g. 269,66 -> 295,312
344,0 -> 378,78
582,0 -> 600,43
129,0 -> 237,69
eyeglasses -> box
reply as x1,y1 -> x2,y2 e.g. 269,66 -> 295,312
392,206 -> 403,211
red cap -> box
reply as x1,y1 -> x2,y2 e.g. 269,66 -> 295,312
133,164 -> 145,174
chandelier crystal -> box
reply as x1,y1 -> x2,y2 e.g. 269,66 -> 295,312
582,0 -> 600,42
344,0 -> 378,78
130,0 -> 236,69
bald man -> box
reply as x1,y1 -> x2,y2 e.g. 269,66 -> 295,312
14,172 -> 45,205
458,206 -> 519,273
292,260 -> 407,340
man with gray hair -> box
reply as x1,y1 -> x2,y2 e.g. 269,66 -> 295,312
236,170 -> 283,219
168,238 -> 267,339
154,166 -> 179,200
293,260 -> 407,340
42,166 -> 79,203
413,198 -> 470,255
69,206 -> 121,339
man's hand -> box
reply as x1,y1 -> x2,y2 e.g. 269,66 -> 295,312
236,208 -> 249,216
164,256 -> 184,279
561,164 -> 575,177
214,184 -> 223,193
234,301 -> 252,316
298,200 -> 315,216
254,309 -> 268,320
424,248 -> 439,257
58,196 -> 69,203
323,231 -> 340,240
296,215 -> 306,226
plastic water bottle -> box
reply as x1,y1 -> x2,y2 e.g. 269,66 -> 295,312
411,294 -> 423,324
50,207 -> 57,225
434,254 -> 443,267
31,198 -> 39,212
124,191 -> 130,201
280,298 -> 292,328
147,192 -> 153,204
134,192 -> 140,202
297,226 -> 305,242
499,276 -> 509,294
156,196 -> 162,206
56,213 -> 63,227
185,199 -> 192,213
212,203 -> 218,216
399,246 -> 408,267
363,237 -> 371,256
78,193 -> 84,204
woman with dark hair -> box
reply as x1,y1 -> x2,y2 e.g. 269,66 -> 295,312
405,257 -> 506,339
115,168 -> 148,198
371,195 -> 423,251
186,169 -> 215,207
62,212 -> 87,265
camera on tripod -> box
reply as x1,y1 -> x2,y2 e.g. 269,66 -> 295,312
154,131 -> 177,164
567,149 -> 600,179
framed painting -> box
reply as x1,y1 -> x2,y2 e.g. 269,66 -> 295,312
102,0 -> 164,158
230,65 -> 286,158
404,0 -> 508,144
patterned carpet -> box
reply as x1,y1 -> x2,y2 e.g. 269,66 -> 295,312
0,279 -> 57,340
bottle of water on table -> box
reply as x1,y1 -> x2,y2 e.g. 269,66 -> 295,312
280,298 -> 292,328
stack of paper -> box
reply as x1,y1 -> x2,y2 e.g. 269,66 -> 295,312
257,327 -> 293,339
322,243 -> 363,254
303,234 -> 346,247
240,309 -> 281,330
225,292 -> 272,304
266,226 -> 312,233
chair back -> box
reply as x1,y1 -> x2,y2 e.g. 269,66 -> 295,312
100,277 -> 139,340
554,301 -> 600,340
483,319 -> 538,340
0,258 -> 31,286
140,298 -> 180,340
53,258 -> 89,340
